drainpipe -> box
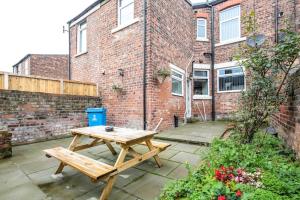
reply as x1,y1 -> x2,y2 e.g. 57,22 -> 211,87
275,0 -> 279,43
143,0 -> 148,130
68,23 -> 72,80
207,3 -> 216,121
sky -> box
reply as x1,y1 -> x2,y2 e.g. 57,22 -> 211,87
0,0 -> 204,72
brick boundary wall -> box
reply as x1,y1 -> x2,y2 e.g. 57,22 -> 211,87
0,90 -> 101,145
0,129 -> 12,159
271,69 -> 300,158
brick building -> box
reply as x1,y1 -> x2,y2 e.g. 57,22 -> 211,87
12,54 -> 69,80
68,0 -> 300,130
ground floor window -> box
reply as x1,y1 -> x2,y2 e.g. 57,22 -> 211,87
193,69 -> 209,96
218,66 -> 245,92
171,69 -> 183,96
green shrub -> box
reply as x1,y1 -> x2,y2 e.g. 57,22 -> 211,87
160,132 -> 300,200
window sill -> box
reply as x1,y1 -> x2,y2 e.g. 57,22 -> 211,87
215,37 -> 246,47
111,18 -> 140,34
172,93 -> 184,97
217,89 -> 245,94
196,38 -> 209,42
193,95 -> 212,100
75,51 -> 88,57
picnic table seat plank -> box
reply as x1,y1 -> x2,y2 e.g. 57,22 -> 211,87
44,147 -> 116,180
140,140 -> 171,151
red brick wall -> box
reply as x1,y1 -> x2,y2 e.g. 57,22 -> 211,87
30,55 -> 68,79
146,0 -> 194,129
16,55 -> 68,79
272,70 -> 300,158
192,0 -> 296,119
70,0 -> 145,129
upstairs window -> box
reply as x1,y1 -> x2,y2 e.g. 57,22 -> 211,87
194,70 -> 209,96
218,66 -> 245,92
220,5 -> 241,43
118,0 -> 134,26
197,18 -> 207,40
77,21 -> 87,54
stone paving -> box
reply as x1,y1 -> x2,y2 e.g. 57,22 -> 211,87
155,121 -> 228,145
0,137 -> 210,200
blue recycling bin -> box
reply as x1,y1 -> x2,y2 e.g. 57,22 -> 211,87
86,108 -> 107,126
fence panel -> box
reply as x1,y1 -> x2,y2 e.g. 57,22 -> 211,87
0,72 -> 98,97
0,73 -> 3,89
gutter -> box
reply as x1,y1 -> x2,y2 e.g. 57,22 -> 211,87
143,0 -> 148,130
193,0 -> 227,9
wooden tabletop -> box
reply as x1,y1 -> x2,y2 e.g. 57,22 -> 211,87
70,126 -> 157,144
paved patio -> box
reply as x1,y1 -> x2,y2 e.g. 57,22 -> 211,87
0,137 -> 210,200
155,121 -> 228,145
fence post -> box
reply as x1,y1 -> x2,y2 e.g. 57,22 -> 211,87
60,80 -> 64,95
96,83 -> 99,96
4,73 -> 9,90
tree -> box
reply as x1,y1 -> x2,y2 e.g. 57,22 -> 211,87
235,11 -> 300,143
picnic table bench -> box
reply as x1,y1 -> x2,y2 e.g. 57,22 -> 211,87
44,126 -> 170,200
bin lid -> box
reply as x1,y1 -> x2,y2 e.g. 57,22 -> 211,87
86,108 -> 106,113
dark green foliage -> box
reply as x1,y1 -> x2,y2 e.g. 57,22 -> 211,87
160,132 -> 300,200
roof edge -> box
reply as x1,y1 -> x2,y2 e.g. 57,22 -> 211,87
12,54 -> 68,68
67,0 -> 105,25
192,0 -> 227,9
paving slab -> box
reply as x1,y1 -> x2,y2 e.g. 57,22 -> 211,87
0,183 -> 46,200
170,151 -> 202,167
124,173 -> 172,200
135,159 -> 181,176
167,164 -> 189,180
155,121 -> 228,144
169,143 -> 201,153
115,168 -> 147,188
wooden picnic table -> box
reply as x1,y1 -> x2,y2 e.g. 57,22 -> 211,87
44,126 -> 170,200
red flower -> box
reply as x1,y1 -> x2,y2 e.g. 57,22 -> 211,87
236,190 -> 242,197
218,195 -> 226,200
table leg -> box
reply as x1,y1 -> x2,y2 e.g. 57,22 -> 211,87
145,140 -> 162,168
55,134 -> 81,174
99,147 -> 128,200
104,141 -> 117,155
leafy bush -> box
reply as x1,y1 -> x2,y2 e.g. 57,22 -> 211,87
160,132 -> 300,200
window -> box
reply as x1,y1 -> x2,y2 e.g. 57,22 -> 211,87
24,60 -> 29,75
77,21 -> 87,54
13,66 -> 19,74
194,70 -> 209,96
118,0 -> 134,26
220,5 -> 241,43
197,18 -> 207,40
171,70 -> 184,96
218,67 -> 245,92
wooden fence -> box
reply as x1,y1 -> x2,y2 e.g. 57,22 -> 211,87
0,72 -> 98,96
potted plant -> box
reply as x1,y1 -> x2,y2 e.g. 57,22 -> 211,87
155,68 -> 171,84
112,84 -> 123,94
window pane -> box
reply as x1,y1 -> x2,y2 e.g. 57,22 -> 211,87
194,79 -> 208,95
120,0 -> 133,7
172,78 -> 182,95
120,3 -> 134,25
219,67 -> 243,76
219,75 -> 244,91
221,18 -> 239,41
220,6 -> 240,22
197,19 -> 206,38
194,70 -> 208,77
172,71 -> 183,79
80,29 -> 87,52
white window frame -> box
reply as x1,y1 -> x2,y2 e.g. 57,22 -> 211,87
77,21 -> 87,54
118,0 -> 134,26
197,18 -> 207,41
219,5 -> 241,44
217,66 -> 246,93
24,60 -> 29,75
170,64 -> 184,97
193,69 -> 210,99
